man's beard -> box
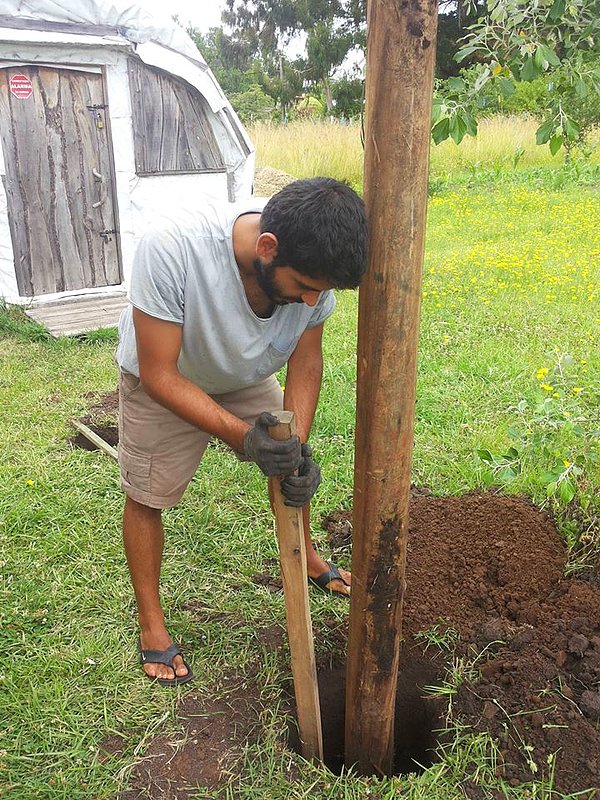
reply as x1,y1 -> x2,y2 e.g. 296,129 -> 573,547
253,259 -> 300,305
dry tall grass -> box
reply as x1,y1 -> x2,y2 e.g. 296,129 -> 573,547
248,115 -> 576,184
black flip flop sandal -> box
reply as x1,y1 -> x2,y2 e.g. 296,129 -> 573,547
138,640 -> 194,687
308,561 -> 350,595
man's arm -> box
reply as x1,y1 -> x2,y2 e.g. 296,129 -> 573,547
133,307 -> 249,451
283,323 -> 325,442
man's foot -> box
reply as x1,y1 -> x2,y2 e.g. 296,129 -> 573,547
139,628 -> 192,684
307,557 -> 351,596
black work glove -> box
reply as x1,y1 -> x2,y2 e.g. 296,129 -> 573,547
243,411 -> 302,477
281,443 -> 322,507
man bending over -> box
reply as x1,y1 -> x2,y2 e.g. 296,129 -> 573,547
115,177 -> 368,685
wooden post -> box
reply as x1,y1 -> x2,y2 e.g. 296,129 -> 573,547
345,0 -> 439,776
268,411 -> 324,763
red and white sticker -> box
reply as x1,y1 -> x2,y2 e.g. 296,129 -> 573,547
9,74 -> 33,99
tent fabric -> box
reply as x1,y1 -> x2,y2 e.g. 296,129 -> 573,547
0,0 -> 203,63
0,1 -> 228,112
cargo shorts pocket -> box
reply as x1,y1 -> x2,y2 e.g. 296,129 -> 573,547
119,447 -> 152,493
120,372 -> 142,401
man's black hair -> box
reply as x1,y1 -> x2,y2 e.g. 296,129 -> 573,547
260,177 -> 368,289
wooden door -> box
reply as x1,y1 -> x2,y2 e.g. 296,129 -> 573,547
0,66 -> 121,297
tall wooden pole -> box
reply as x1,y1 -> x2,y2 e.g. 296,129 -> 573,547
345,0 -> 439,776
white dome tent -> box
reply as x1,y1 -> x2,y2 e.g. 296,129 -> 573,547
0,0 -> 254,332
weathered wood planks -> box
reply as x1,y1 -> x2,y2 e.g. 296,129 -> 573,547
25,293 -> 128,337
0,66 -> 121,296
128,57 -> 225,175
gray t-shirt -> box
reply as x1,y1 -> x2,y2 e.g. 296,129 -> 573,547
115,199 -> 336,394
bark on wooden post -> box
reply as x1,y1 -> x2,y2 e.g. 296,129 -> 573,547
344,0 -> 439,776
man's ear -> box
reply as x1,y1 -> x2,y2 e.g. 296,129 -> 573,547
256,232 -> 278,260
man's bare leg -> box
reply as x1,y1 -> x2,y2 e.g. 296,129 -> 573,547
268,484 -> 350,595
123,496 -> 189,680
302,503 -> 351,595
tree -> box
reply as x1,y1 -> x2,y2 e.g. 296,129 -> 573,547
433,0 -> 600,153
306,20 -> 354,112
229,84 -> 275,122
222,0 -> 364,117
191,26 -> 256,96
331,74 -> 364,117
436,2 -> 487,77
252,54 -> 304,122
221,1 -> 308,120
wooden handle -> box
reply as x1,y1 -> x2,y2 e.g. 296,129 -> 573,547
268,411 -> 323,763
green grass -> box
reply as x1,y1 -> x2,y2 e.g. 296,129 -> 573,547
250,116 -> 600,192
1,138 -> 599,798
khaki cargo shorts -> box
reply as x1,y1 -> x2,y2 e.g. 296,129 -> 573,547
118,371 -> 284,509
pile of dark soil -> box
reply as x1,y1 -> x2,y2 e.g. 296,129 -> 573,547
322,492 -> 600,795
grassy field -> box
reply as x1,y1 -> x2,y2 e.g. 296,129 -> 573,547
1,118 -> 599,798
250,116 -> 600,192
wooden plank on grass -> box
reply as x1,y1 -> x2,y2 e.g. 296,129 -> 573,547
71,419 -> 118,461
25,295 -> 128,337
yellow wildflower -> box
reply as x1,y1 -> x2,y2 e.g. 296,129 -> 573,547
535,367 -> 549,380
540,383 -> 554,391
26,480 -> 34,486
572,387 -> 582,394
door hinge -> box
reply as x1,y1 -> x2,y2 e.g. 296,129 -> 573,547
87,104 -> 108,110
100,228 -> 118,242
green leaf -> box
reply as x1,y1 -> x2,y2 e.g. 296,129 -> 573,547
521,57 -> 541,82
455,44 -> 479,63
498,466 -> 517,482
549,0 -> 566,21
462,111 -> 478,137
498,76 -> 516,96
546,481 -> 558,496
534,47 -> 546,69
481,471 -> 494,488
431,98 -> 443,124
536,119 -> 555,145
505,447 -> 520,460
540,45 -> 561,68
477,449 -> 494,464
564,118 -> 580,141
490,3 -> 505,22
447,77 -> 465,92
558,480 -> 576,504
574,78 -> 588,98
549,133 -> 563,156
431,117 -> 450,145
449,114 -> 468,145
474,67 -> 491,92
